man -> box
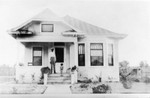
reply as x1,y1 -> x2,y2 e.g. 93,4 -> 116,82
49,48 -> 56,74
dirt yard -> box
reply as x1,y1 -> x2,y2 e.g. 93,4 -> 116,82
70,82 -> 150,94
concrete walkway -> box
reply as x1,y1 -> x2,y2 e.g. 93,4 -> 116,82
44,84 -> 72,94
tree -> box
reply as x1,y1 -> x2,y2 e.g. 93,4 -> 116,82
139,61 -> 149,68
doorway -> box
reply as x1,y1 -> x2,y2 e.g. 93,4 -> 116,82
55,47 -> 64,63
55,47 -> 64,73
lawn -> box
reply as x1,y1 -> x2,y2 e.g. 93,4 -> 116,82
0,84 -> 47,94
0,76 -> 47,94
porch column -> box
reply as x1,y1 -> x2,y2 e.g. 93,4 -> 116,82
16,40 -> 20,81
74,42 -> 78,67
44,74 -> 48,85
72,42 -> 78,83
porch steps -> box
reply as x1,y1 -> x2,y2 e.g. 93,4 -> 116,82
47,73 -> 71,84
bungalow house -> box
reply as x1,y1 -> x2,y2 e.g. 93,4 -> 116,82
9,9 -> 126,84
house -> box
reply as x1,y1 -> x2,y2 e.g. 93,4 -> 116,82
9,9 -> 126,84
140,66 -> 150,78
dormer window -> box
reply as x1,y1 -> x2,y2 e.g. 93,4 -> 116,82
41,24 -> 54,32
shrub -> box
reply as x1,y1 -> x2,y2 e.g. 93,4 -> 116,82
122,81 -> 132,89
78,79 -> 92,83
119,61 -> 139,89
134,79 -> 140,82
92,84 -> 111,94
80,83 -> 89,88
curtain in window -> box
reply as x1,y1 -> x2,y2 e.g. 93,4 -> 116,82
33,47 -> 42,66
78,44 -> 85,66
90,43 -> 103,66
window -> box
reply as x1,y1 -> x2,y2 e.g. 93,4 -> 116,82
108,44 -> 114,66
90,43 -> 103,66
41,24 -> 53,32
78,44 -> 85,66
33,47 -> 42,66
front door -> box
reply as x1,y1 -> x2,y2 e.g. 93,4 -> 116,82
55,47 -> 64,73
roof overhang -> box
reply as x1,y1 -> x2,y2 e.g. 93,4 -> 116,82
10,19 -> 62,32
107,34 -> 127,39
61,32 -> 85,38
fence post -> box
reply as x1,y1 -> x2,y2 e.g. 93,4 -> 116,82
74,70 -> 77,83
71,70 -> 77,84
71,73 -> 74,84
44,74 -> 47,85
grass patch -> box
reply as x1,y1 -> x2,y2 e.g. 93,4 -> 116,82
0,84 -> 47,94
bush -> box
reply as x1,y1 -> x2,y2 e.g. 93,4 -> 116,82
80,83 -> 89,88
92,84 -> 111,94
134,79 -> 140,82
78,79 -> 92,83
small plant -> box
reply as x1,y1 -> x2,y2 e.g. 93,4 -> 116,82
95,74 -> 101,82
92,84 -> 111,94
20,74 -> 25,83
18,63 -> 24,66
71,65 -> 78,73
12,87 -> 17,94
108,76 -> 113,82
31,73 -> 35,82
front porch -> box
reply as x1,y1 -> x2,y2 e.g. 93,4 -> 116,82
16,41 -> 78,84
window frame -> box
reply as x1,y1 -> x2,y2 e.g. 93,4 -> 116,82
90,43 -> 104,66
32,47 -> 42,66
108,44 -> 114,66
41,24 -> 54,32
78,43 -> 85,67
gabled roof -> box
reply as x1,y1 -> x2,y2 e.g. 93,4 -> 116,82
10,9 -> 127,39
11,9 -> 63,32
32,8 -> 63,21
63,15 -> 127,39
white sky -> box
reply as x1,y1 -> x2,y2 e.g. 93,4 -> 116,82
0,0 -> 150,66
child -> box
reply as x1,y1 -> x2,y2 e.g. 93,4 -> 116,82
60,63 -> 64,76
